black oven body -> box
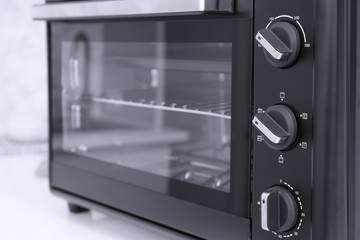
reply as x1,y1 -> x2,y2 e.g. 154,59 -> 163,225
35,0 -> 360,239
49,17 -> 252,240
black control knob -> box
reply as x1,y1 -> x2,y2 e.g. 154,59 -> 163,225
261,186 -> 299,233
256,22 -> 301,68
252,105 -> 298,151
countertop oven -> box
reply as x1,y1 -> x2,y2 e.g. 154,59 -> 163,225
33,0 -> 360,239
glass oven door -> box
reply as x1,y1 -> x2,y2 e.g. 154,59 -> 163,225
50,17 -> 252,239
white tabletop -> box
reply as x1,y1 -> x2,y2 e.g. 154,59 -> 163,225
0,154 -> 195,240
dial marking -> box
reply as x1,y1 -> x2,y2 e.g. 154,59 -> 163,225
278,181 -> 305,236
280,92 -> 286,101
266,21 -> 273,29
300,113 -> 308,120
299,142 -> 308,149
297,219 -> 303,230
284,182 -> 294,190
278,155 -> 285,164
265,15 -> 309,47
275,15 -> 294,20
296,20 -> 307,43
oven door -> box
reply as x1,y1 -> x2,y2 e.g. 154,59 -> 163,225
45,11 -> 252,240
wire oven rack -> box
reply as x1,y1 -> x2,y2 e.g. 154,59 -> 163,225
91,97 -> 231,119
87,77 -> 232,119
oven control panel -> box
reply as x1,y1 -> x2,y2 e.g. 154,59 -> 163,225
252,0 -> 314,239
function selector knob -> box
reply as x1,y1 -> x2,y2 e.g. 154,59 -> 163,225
261,186 -> 299,233
252,105 -> 298,151
256,22 -> 301,68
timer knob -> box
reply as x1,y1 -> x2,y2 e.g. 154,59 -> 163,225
261,186 -> 299,233
256,22 -> 301,68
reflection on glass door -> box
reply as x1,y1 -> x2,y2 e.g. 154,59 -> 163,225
61,40 -> 232,193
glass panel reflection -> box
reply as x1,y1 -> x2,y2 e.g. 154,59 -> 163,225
61,40 -> 232,192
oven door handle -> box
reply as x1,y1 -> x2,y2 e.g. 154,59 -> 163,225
32,0 -> 233,21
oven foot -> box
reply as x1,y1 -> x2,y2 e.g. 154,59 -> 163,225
68,202 -> 90,214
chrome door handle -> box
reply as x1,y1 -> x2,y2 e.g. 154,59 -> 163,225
32,0 -> 233,21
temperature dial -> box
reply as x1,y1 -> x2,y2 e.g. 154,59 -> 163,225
261,186 -> 299,233
253,105 -> 298,151
256,22 -> 301,68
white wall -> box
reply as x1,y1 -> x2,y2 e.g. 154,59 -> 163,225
0,0 -> 47,141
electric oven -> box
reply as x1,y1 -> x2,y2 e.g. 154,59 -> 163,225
33,0 -> 360,239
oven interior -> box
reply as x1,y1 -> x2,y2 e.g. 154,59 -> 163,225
61,40 -> 233,193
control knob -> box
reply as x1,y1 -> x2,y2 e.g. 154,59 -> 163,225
252,105 -> 298,151
256,22 -> 301,68
261,186 -> 299,233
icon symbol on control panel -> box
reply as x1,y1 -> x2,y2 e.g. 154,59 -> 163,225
280,92 -> 286,101
278,155 -> 285,164
257,135 -> 263,142
257,108 -> 264,113
299,142 -> 308,149
300,113 -> 308,120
